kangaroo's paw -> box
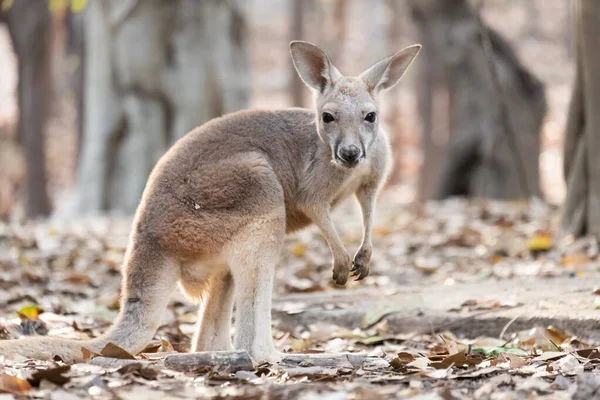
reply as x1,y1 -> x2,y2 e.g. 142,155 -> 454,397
332,253 -> 352,286
351,245 -> 372,281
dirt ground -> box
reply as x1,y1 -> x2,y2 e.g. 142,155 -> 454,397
2,190 -> 600,399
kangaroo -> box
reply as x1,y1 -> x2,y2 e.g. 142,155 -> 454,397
0,41 -> 420,364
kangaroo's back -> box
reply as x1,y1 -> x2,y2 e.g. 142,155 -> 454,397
138,107 -> 321,237
158,107 -> 318,183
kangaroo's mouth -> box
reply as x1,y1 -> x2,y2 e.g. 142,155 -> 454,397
333,155 -> 364,169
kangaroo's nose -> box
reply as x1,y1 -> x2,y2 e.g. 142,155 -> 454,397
337,145 -> 362,164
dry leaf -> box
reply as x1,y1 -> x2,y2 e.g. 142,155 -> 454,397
576,348 -> 600,360
159,339 -> 175,353
534,351 -> 567,361
407,357 -> 430,370
373,226 -> 391,237
501,353 -> 528,368
291,243 -> 306,256
527,232 -> 553,251
291,338 -> 312,352
30,366 -> 71,386
430,351 -> 485,369
81,347 -> 99,361
64,273 -> 92,285
100,343 -> 136,360
545,326 -> 567,345
16,305 -> 43,320
561,253 -> 592,267
390,352 -> 416,370
0,375 -> 32,394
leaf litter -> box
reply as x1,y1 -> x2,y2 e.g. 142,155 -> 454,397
2,195 -> 600,398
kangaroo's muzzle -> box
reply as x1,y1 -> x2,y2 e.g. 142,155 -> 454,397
336,145 -> 363,167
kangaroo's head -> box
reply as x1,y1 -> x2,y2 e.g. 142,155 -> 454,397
290,41 -> 421,168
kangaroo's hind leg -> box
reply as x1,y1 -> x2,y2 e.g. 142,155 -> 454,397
189,269 -> 235,352
96,240 -> 181,355
225,215 -> 285,364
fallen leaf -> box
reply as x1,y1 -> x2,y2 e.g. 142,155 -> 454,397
291,243 -> 306,256
544,326 -> 567,346
356,336 -> 385,346
471,346 -> 528,357
527,232 -> 552,252
29,366 -> 71,386
501,353 -> 528,368
159,339 -> 175,353
576,348 -> 600,360
534,351 -> 567,361
390,352 -> 416,370
561,253 -> 592,267
373,227 -> 391,237
81,347 -> 99,361
456,366 -> 500,378
551,354 -> 581,375
430,351 -> 485,369
0,375 -> 32,394
64,273 -> 92,285
291,338 -> 312,352
407,357 -> 430,370
100,343 -> 136,360
17,305 -> 43,320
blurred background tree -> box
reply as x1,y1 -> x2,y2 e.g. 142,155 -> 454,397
560,0 -> 600,238
408,0 -> 546,201
0,0 -> 581,238
69,0 -> 250,215
2,0 -> 54,218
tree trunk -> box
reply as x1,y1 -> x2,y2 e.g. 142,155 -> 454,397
565,0 -> 574,60
289,0 -> 305,107
383,0 -> 405,186
61,0 -> 250,216
408,0 -> 546,201
5,0 -> 53,218
560,0 -> 600,238
65,8 -> 86,166
411,4 -> 449,201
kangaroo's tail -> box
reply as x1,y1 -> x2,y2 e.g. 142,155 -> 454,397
0,245 -> 180,363
0,336 -> 107,363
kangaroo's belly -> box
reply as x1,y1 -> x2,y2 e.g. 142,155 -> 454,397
285,207 -> 313,233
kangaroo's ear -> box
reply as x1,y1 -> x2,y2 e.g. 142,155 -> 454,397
360,44 -> 422,93
290,41 -> 342,93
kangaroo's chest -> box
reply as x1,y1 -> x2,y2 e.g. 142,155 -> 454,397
330,172 -> 366,208
284,163 -> 370,233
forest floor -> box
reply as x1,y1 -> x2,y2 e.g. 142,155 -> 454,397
2,189 -> 600,399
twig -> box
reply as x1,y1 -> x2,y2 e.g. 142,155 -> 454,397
498,312 -> 523,340
475,0 -> 531,198
549,339 -> 563,351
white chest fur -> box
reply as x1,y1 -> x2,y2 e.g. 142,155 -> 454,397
330,161 -> 371,207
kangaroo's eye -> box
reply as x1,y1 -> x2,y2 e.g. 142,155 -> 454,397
364,112 -> 376,123
322,112 -> 335,124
